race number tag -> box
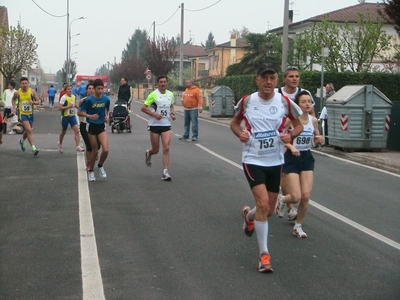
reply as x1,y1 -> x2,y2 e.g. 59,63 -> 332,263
254,130 -> 278,156
68,108 -> 75,115
157,104 -> 170,118
294,130 -> 313,151
22,101 -> 32,112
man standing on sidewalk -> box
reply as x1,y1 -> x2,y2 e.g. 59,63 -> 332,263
179,79 -> 203,141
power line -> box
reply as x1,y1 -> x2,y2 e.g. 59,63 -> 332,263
31,0 -> 66,18
156,6 -> 180,26
185,0 -> 222,12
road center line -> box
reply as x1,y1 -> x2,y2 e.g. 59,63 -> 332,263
195,143 -> 400,251
77,153 -> 106,300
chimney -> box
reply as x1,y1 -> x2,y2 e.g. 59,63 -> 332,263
230,34 -> 236,47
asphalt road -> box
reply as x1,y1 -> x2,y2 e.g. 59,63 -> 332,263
0,99 -> 399,300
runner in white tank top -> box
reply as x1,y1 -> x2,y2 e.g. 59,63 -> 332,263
276,90 -> 324,238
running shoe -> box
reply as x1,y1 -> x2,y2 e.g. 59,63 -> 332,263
98,166 -> 107,179
192,137 -> 198,141
76,146 -> 85,152
88,171 -> 96,182
258,252 -> 273,273
145,150 -> 151,167
287,207 -> 298,221
161,169 -> 171,181
32,146 -> 39,156
293,226 -> 307,238
8,131 -> 15,135
19,138 -> 26,152
178,136 -> 188,140
275,194 -> 286,218
57,142 -> 63,153
241,206 -> 255,237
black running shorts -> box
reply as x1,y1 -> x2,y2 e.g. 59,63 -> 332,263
88,123 -> 105,135
243,163 -> 281,192
282,150 -> 315,174
149,125 -> 171,134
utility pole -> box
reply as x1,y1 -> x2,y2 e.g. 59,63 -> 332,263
281,0 -> 289,71
66,0 -> 69,83
153,21 -> 155,42
179,3 -> 184,86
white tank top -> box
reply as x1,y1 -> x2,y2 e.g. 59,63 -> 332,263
293,114 -> 314,151
242,92 -> 286,167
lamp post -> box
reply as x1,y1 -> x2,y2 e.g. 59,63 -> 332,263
320,47 -> 330,113
67,16 -> 86,83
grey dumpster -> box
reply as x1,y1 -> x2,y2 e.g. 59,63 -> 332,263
209,85 -> 235,117
325,85 -> 392,151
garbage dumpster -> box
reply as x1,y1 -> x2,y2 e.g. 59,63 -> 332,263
209,85 -> 235,117
325,85 -> 392,151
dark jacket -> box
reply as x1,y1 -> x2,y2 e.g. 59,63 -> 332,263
117,83 -> 131,102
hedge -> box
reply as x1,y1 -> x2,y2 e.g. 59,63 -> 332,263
216,71 -> 400,102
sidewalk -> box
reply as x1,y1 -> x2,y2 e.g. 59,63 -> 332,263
173,102 -> 400,175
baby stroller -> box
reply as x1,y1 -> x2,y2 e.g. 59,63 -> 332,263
109,99 -> 131,133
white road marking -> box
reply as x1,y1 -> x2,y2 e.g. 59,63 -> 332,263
310,200 -> 400,250
77,153 -> 105,300
196,143 -> 400,251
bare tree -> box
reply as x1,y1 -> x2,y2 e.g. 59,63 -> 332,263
61,60 -> 77,83
0,23 -> 38,82
146,36 -> 176,77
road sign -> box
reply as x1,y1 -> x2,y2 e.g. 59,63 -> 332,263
144,69 -> 152,75
146,74 -> 152,80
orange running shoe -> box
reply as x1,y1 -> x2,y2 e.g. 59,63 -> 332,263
258,252 -> 273,273
241,206 -> 255,237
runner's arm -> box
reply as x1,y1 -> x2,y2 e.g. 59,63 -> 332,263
230,98 -> 250,143
11,91 -> 18,112
312,116 -> 324,145
31,89 -> 40,105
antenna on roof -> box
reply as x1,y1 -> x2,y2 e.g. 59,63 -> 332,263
358,0 -> 366,3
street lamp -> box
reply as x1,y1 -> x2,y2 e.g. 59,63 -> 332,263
320,47 -> 330,113
67,16 -> 86,83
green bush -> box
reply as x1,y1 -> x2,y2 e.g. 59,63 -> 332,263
217,71 -> 400,101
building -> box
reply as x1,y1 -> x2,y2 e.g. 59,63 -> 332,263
172,44 -> 208,80
269,2 -> 399,72
206,35 -> 249,78
0,6 -> 9,94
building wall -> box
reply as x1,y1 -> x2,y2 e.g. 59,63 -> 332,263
208,47 -> 246,78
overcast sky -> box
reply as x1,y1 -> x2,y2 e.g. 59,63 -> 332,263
3,0 -> 376,75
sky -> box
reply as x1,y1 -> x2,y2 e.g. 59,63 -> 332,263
2,0 -> 378,75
